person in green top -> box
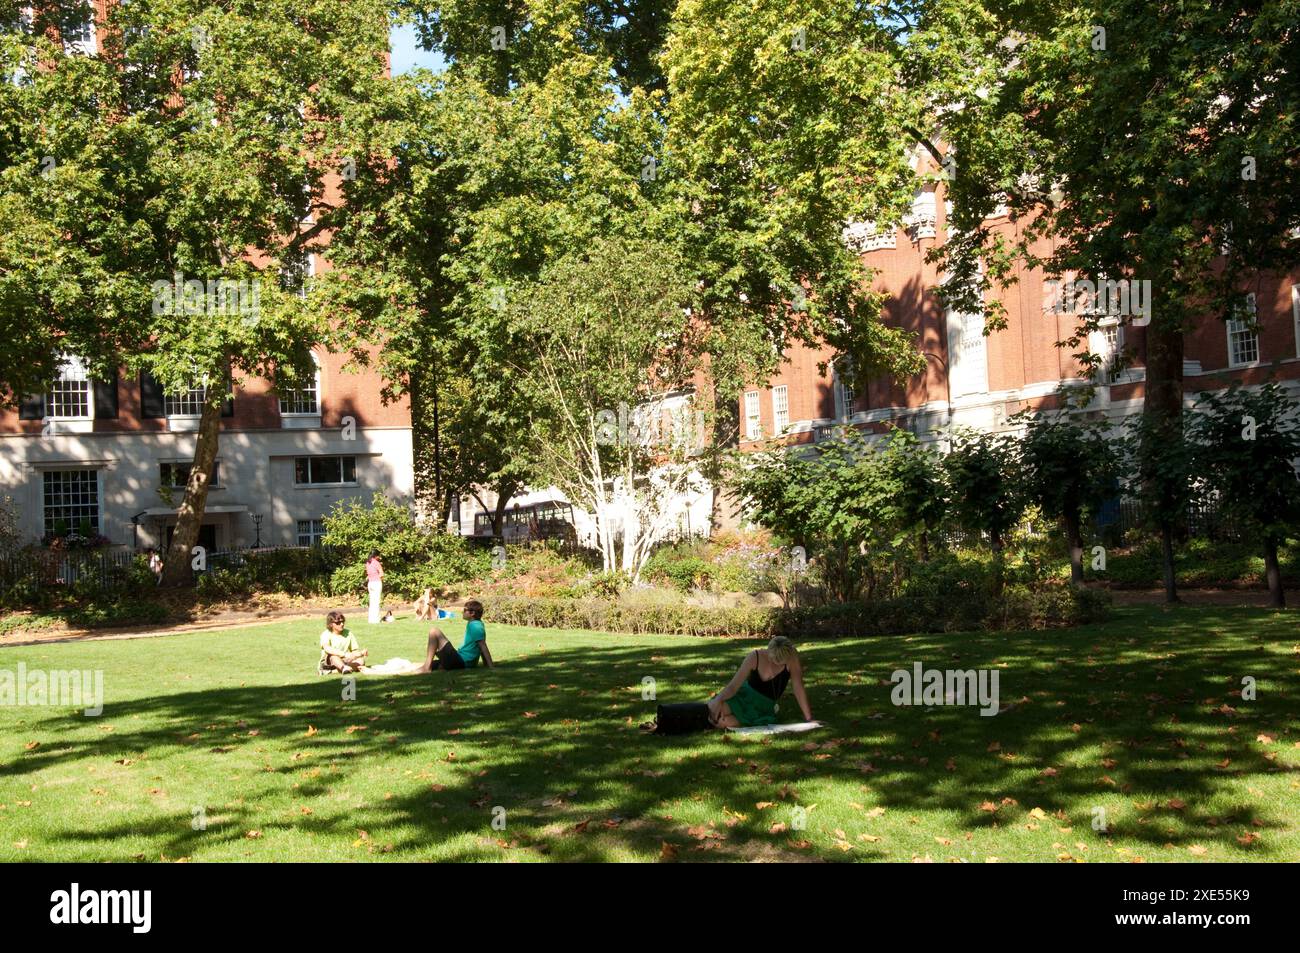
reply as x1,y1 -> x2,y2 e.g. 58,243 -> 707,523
405,599 -> 494,673
319,610 -> 371,674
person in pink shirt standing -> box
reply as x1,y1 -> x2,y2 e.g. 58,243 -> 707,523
365,550 -> 384,624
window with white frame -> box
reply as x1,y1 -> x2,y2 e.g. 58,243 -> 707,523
47,354 -> 91,418
294,456 -> 356,486
279,250 -> 314,298
1227,294 -> 1260,367
166,385 -> 207,417
297,518 -> 326,546
744,391 -> 761,440
772,386 -> 790,434
836,363 -> 857,418
160,461 -> 220,489
947,305 -> 989,398
279,354 -> 320,415
1089,319 -> 1124,382
43,469 -> 99,537
62,1 -> 96,55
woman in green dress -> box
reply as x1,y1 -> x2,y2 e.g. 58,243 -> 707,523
707,636 -> 812,729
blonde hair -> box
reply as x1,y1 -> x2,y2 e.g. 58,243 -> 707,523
766,636 -> 797,664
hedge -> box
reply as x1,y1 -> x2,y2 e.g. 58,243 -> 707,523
482,585 -> 1111,639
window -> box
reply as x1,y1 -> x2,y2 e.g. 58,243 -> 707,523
1227,294 -> 1260,367
1292,286 -> 1299,359
279,250 -> 314,298
836,362 -> 857,418
166,386 -> 207,417
62,1 -> 96,55
297,519 -> 326,546
947,305 -> 989,398
43,469 -> 99,537
294,456 -> 356,486
160,461 -> 220,489
744,391 -> 761,440
47,354 -> 90,418
279,354 -> 320,415
1090,319 -> 1124,382
772,386 -> 790,434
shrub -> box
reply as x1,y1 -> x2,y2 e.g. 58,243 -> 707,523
323,492 -> 489,600
63,596 -> 170,629
197,546 -> 340,601
481,584 -> 1110,638
642,545 -> 714,592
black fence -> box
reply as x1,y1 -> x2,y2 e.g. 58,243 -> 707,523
0,544 -> 338,597
0,547 -> 139,593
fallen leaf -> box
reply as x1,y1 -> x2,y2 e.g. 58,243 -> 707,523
659,842 -> 678,861
304,726 -> 318,737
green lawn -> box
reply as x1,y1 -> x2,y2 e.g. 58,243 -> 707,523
2,605 -> 1298,862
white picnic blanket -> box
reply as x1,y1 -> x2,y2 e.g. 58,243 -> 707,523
728,721 -> 824,736
366,657 -> 417,675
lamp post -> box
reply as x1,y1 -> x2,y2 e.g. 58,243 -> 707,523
251,513 -> 263,549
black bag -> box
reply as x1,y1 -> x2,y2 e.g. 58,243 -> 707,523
654,702 -> 713,735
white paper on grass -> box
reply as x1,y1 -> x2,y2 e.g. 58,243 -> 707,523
365,657 -> 416,675
727,721 -> 824,736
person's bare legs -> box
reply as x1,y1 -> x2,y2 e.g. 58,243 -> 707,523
711,701 -> 741,730
402,628 -> 449,674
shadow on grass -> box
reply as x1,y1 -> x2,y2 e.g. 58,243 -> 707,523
5,606 -> 1298,861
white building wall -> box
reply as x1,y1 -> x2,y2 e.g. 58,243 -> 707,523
0,426 -> 413,550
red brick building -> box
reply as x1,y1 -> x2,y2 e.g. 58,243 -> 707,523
0,1 -> 413,551
738,149 -> 1300,455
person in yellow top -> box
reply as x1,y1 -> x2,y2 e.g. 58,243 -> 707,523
319,610 -> 371,674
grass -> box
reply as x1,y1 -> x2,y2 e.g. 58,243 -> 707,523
1,605 -> 1298,862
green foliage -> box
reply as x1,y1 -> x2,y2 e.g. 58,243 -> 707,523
642,544 -> 715,592
944,428 -> 1026,553
62,597 -> 170,630
196,547 -> 340,602
1020,412 -> 1121,526
733,429 -> 961,601
485,584 -> 1110,638
1088,538 -> 1300,590
1189,382 -> 1300,544
322,493 -> 489,600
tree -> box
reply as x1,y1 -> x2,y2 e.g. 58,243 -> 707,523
931,0 -> 1300,491
514,235 -> 700,577
3,1 -> 394,585
876,428 -> 949,562
1122,406 -> 1198,604
732,428 -> 945,602
944,428 -> 1025,581
662,0 -> 930,402
1188,381 -> 1300,608
1019,408 -> 1121,587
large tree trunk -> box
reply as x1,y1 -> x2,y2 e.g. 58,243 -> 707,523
990,529 -> 1005,595
160,398 -> 223,587
1142,316 -> 1186,435
1064,509 -> 1084,588
1159,521 -> 1179,604
1263,535 -> 1285,609
1143,314 -> 1186,604
490,484 -> 514,541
